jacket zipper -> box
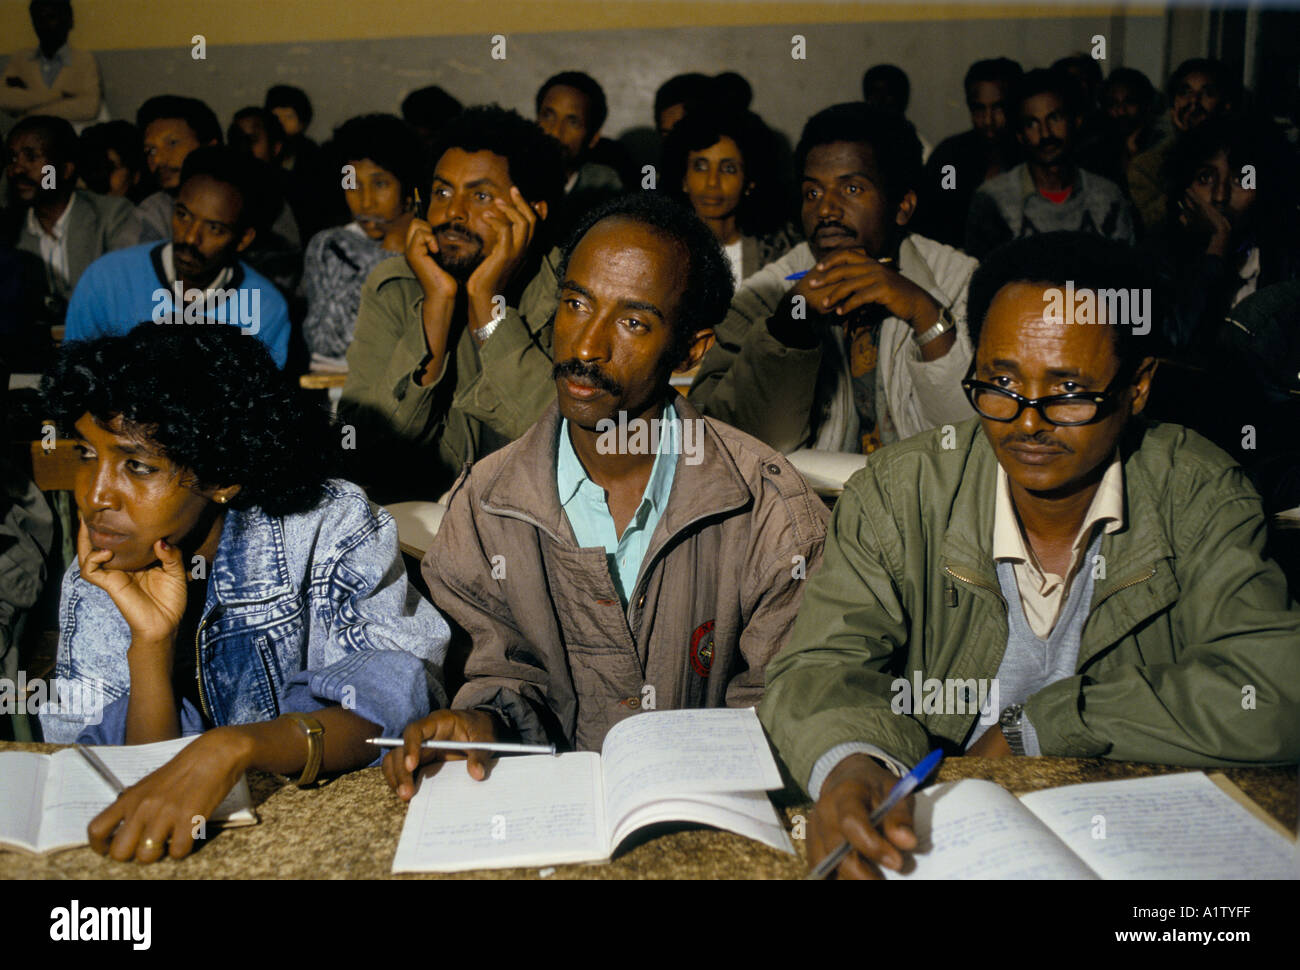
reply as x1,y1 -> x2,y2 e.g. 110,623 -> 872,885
943,565 -> 1007,611
194,615 -> 211,723
1090,564 -> 1158,610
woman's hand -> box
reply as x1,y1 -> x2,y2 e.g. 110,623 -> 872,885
78,519 -> 188,650
87,726 -> 256,863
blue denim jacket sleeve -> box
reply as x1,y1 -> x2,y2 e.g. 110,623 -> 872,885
76,694 -> 207,745
294,493 -> 451,763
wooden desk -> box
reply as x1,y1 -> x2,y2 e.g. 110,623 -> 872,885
2,745 -> 1293,880
383,501 -> 447,559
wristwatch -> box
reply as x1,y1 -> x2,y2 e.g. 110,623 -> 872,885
471,316 -> 505,345
913,305 -> 955,347
999,704 -> 1027,756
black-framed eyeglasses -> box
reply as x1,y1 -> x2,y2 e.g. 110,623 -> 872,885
961,367 -> 1131,426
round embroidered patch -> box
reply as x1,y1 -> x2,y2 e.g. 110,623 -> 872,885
689,620 -> 716,677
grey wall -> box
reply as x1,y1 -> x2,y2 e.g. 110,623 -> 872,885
83,14 -> 1172,158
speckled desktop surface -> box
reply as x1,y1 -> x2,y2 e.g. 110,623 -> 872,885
2,742 -> 1294,880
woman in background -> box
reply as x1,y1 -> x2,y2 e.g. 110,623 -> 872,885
661,108 -> 798,284
300,113 -> 428,368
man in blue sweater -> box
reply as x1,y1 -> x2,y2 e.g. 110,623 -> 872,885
64,146 -> 290,367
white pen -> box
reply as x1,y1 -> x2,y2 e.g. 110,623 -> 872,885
366,738 -> 557,755
74,743 -> 126,794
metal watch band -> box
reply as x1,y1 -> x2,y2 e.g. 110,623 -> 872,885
285,713 -> 325,787
913,306 -> 954,347
999,704 -> 1027,756
471,316 -> 504,344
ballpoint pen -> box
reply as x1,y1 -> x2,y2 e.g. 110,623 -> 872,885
367,738 -> 557,755
806,747 -> 944,880
786,255 -> 893,281
74,743 -> 126,795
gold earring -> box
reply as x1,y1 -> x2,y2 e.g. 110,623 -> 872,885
216,496 -> 227,504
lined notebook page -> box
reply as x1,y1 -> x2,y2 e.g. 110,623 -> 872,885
883,779 -> 1099,880
392,752 -> 607,872
600,708 -> 781,833
1021,772 -> 1300,880
40,737 -> 255,852
0,754 -> 48,852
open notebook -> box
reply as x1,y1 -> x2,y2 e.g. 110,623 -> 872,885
392,707 -> 793,872
884,773 -> 1298,880
0,736 -> 257,855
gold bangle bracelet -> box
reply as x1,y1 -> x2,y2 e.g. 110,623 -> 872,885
284,713 -> 324,787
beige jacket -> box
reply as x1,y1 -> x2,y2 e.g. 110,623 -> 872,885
0,46 -> 101,121
422,396 -> 829,752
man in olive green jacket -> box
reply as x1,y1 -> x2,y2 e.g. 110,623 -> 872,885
340,107 -> 567,501
760,232 -> 1300,879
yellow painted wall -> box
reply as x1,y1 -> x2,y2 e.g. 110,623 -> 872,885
2,0 -> 1153,52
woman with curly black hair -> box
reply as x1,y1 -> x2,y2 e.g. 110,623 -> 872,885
660,108 -> 799,283
39,322 -> 450,863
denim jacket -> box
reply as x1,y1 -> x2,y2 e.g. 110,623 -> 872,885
40,479 -> 450,755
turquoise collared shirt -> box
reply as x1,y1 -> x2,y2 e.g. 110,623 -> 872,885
557,400 -> 680,608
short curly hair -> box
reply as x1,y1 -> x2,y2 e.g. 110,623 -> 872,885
136,95 -> 223,146
429,105 -> 567,215
41,323 -> 338,518
535,71 -> 608,133
659,108 -> 789,237
328,112 -> 429,202
557,193 -> 734,365
794,102 -> 923,208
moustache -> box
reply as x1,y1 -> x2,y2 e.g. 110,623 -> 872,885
814,220 -> 855,236
1002,431 -> 1073,452
552,358 -> 622,396
173,245 -> 203,264
432,221 -> 484,247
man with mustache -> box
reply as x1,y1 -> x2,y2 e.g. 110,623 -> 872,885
63,146 -> 291,366
133,95 -> 223,243
380,193 -> 826,784
689,102 -> 978,456
965,69 -> 1135,259
340,106 -> 567,501
1127,58 -> 1238,236
5,114 -> 141,326
911,57 -> 1024,249
758,232 -> 1300,879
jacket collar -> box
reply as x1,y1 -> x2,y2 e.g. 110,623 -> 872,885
479,395 -> 752,545
207,504 -> 296,605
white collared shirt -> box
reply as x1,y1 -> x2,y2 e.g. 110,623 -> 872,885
27,192 -> 76,291
993,452 -> 1125,637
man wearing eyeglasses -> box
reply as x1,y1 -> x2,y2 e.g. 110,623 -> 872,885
758,232 -> 1300,879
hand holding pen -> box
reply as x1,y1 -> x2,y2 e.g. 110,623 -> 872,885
806,749 -> 943,880
381,708 -> 514,800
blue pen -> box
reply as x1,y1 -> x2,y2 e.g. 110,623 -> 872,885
805,747 -> 944,880
786,255 -> 890,281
